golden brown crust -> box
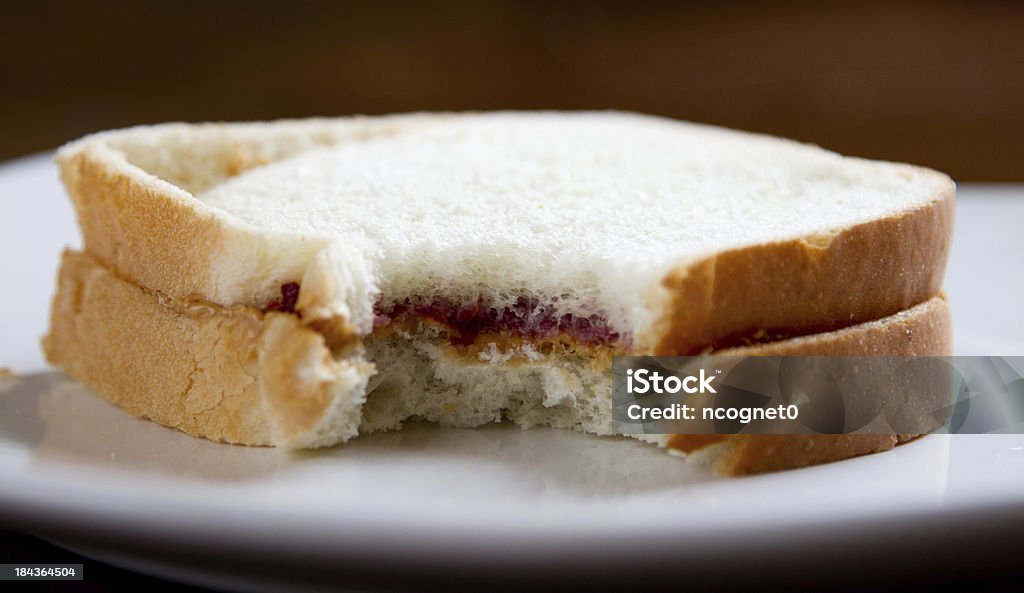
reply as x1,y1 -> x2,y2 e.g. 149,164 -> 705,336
666,294 -> 952,475
43,250 -> 269,444
42,251 -> 357,447
719,292 -> 951,357
58,142 -> 222,308
55,116 -> 434,309
58,139 -> 319,312
705,434 -> 902,476
651,187 -> 954,354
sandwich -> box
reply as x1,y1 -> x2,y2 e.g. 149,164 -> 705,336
43,112 -> 954,475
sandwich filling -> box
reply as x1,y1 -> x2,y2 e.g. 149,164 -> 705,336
268,280 -> 625,361
373,296 -> 622,347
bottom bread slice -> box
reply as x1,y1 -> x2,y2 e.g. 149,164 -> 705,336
43,250 -> 952,475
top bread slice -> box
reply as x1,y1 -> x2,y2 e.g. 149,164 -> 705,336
55,112 -> 954,355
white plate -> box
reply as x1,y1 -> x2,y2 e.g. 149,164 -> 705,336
1,154 -> 1023,591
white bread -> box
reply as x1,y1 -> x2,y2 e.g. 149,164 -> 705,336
44,251 -> 951,474
47,112 -> 955,472
56,112 -> 953,347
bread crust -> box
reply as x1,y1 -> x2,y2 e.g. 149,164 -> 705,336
666,293 -> 952,475
651,182 -> 954,353
58,140 -> 221,308
42,251 -> 360,446
44,251 -> 952,475
43,251 -> 268,444
56,115 -> 443,310
56,115 -> 955,350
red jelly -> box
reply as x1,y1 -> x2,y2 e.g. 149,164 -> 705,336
267,282 -> 301,314
375,296 -> 620,347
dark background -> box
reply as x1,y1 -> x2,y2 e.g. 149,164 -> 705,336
2,0 -> 1023,181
